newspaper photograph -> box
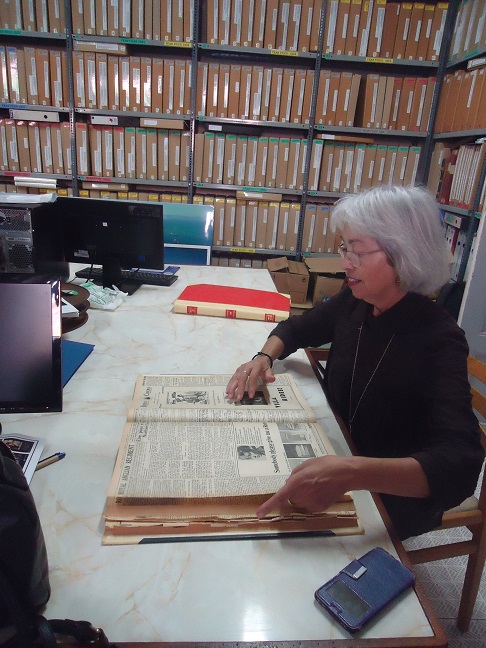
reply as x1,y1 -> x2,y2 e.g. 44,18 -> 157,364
129,373 -> 316,423
0,433 -> 45,484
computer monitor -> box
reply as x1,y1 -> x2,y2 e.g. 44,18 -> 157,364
0,274 -> 62,414
57,197 -> 165,293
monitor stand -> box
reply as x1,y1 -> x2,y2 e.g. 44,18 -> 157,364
75,262 -> 142,296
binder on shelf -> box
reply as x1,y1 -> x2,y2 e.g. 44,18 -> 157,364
356,0 -> 372,57
367,0 -> 387,58
334,0 -> 351,55
345,0 -> 363,56
416,4 -> 435,60
380,2 -> 401,58
393,2 -> 413,59
404,2 -> 425,60
324,0 -> 339,54
426,2 -> 449,61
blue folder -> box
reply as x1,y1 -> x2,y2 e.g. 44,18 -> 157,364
61,340 -> 95,386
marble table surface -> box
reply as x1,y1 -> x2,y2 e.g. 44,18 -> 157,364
4,265 -> 444,644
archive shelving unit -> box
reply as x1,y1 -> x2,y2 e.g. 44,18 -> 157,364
0,0 -> 481,274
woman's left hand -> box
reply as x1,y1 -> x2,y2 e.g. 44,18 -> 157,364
256,455 -> 354,517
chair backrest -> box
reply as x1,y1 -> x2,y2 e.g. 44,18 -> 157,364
467,356 -> 486,439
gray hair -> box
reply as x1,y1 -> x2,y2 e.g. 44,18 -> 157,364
331,185 -> 451,295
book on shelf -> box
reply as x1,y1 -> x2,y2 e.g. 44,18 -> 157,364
102,373 -> 362,544
173,284 -> 291,322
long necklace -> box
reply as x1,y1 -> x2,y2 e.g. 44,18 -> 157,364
348,325 -> 396,432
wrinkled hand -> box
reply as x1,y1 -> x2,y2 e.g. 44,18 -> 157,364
225,357 -> 275,402
256,455 -> 353,517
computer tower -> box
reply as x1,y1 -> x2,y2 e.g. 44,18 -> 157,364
0,202 -> 68,278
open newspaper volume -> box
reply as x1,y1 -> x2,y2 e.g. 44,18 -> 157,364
102,374 -> 362,544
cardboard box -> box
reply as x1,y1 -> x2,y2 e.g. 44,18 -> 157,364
267,257 -> 309,304
304,257 -> 345,305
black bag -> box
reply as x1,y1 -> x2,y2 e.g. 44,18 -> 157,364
0,440 -> 110,646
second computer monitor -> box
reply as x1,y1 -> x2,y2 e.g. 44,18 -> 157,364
58,197 -> 164,290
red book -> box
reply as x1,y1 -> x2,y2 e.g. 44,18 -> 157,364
173,284 -> 290,322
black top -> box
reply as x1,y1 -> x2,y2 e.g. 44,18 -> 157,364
271,287 -> 484,539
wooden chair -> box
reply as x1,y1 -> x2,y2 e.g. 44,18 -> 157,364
406,355 -> 486,633
305,348 -> 486,633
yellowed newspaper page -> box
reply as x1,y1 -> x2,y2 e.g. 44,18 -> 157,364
107,419 -> 336,509
127,373 -> 317,423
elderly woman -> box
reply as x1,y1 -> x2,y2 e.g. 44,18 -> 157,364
226,185 -> 484,540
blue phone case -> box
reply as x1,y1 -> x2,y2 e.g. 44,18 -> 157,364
314,547 -> 415,632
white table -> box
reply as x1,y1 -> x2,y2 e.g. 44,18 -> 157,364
4,265 -> 446,646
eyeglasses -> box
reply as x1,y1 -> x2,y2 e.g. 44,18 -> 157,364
338,243 -> 383,267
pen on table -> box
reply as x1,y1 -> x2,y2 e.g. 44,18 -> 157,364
35,452 -> 66,471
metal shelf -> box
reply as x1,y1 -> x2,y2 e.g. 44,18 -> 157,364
72,34 -> 192,49
193,183 -> 303,196
77,176 -> 188,188
434,129 -> 486,140
212,246 -> 296,257
198,43 -> 317,60
322,53 -> 439,68
0,104 -> 69,113
0,29 -> 66,40
197,116 -> 309,131
75,109 -> 191,120
315,125 -> 428,138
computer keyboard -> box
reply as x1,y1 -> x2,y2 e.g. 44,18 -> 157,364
75,267 -> 178,287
